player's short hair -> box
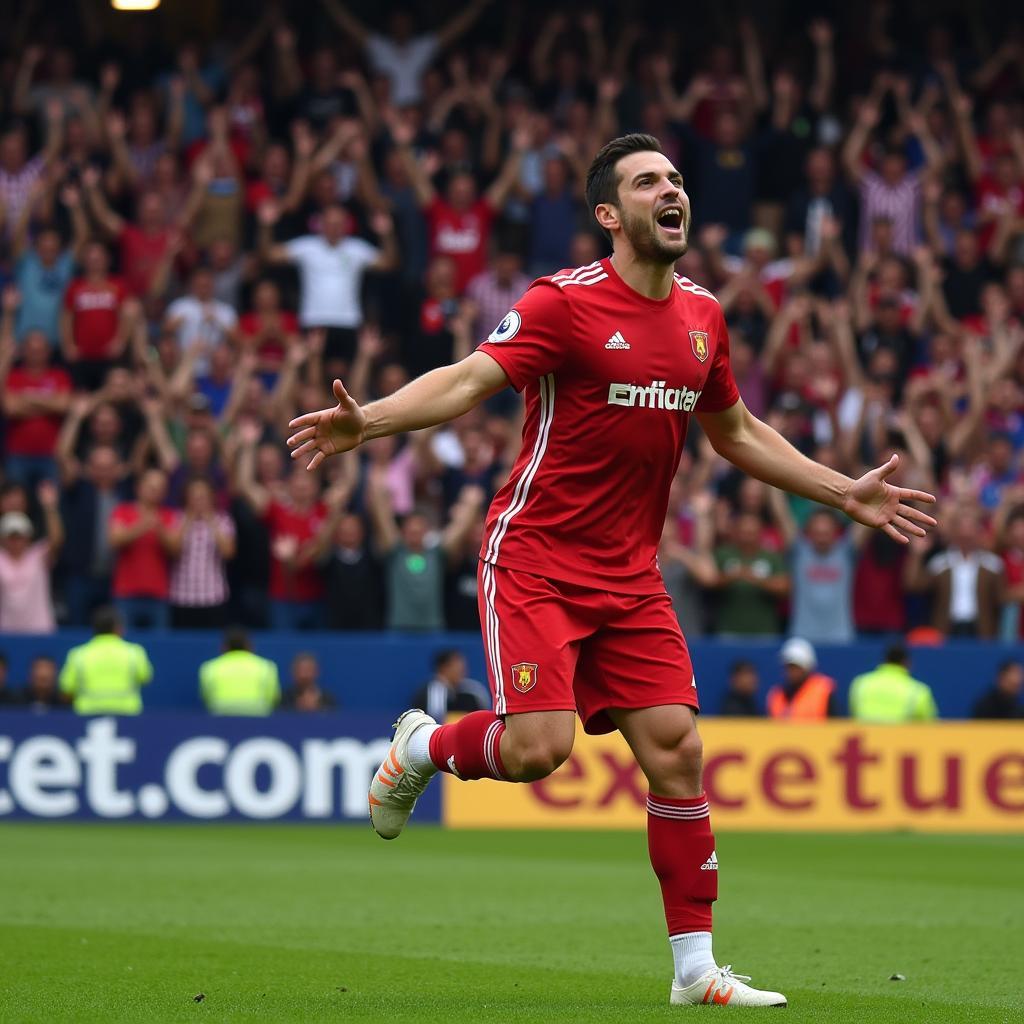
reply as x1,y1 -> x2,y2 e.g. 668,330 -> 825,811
585,133 -> 665,245
224,627 -> 251,652
93,606 -> 121,636
433,649 -> 462,672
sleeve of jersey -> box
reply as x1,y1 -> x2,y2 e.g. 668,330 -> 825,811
697,307 -> 741,413
475,280 -> 570,392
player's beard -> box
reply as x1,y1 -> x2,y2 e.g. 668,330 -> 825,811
620,204 -> 690,266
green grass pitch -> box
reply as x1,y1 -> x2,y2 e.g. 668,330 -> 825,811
1,825 -> 1020,1023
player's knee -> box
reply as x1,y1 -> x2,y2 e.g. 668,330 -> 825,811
506,739 -> 572,782
647,728 -> 703,790
675,728 -> 703,780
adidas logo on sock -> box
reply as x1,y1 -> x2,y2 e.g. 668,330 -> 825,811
447,755 -> 462,779
605,331 -> 630,350
700,851 -> 719,871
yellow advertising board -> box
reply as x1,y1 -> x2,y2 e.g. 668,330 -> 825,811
443,720 -> 1024,833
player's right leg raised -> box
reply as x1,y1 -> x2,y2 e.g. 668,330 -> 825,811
367,709 -> 575,839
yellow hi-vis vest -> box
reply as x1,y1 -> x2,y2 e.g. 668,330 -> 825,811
200,650 -> 280,716
59,634 -> 153,715
848,663 -> 938,723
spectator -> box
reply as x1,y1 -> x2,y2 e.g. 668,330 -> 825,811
259,201 -> 396,371
410,649 -> 490,720
719,659 -> 762,717
17,655 -> 64,711
61,242 -> 134,391
466,249 -> 531,345
281,653 -> 337,712
766,637 -> 839,719
59,606 -> 152,715
200,627 -> 280,716
660,491 -> 718,637
842,78 -> 944,255
56,411 -> 131,625
367,470 -> 484,631
162,267 -> 240,375
317,512 -> 384,631
167,478 -> 236,629
11,187 -> 85,348
237,455 -> 329,631
0,482 -> 63,634
392,118 -> 527,294
971,659 -> 1024,719
712,511 -> 789,636
849,644 -> 938,722
320,0 -> 492,107
239,279 -> 299,379
770,493 -> 860,643
905,506 -> 1003,638
2,316 -> 72,490
109,468 -> 177,630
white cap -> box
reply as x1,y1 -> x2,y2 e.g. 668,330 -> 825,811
780,637 -> 816,671
0,511 -> 33,538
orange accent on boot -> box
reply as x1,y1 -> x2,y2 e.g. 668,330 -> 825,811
376,773 -> 396,788
712,985 -> 734,1005
368,795 -> 383,807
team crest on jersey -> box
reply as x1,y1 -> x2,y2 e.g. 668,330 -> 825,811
689,330 -> 709,363
511,662 -> 538,693
488,310 -> 522,343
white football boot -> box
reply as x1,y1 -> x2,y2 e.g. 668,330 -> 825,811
368,709 -> 437,840
671,965 -> 787,1007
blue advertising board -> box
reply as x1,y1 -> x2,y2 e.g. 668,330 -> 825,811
0,713 -> 441,823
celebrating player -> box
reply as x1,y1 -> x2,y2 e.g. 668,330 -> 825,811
287,134 -> 937,1008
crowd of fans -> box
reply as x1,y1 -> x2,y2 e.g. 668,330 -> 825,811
1,3 -> 1024,646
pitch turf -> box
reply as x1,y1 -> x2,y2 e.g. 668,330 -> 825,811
0,825 -> 1020,1023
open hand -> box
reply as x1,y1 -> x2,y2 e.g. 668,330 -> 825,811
841,454 -> 937,544
287,380 -> 367,470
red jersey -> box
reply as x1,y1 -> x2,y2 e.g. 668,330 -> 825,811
111,504 -> 178,599
4,367 -> 72,456
119,225 -> 171,297
265,499 -> 327,601
64,277 -> 127,359
425,197 -> 496,293
477,258 -> 739,594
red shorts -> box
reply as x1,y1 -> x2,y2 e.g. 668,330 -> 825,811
477,563 -> 699,734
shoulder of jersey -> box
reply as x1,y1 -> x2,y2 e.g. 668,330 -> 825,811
547,261 -> 610,291
673,274 -> 720,306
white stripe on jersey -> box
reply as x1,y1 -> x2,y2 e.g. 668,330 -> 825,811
559,271 -> 608,288
674,274 -> 719,303
484,373 -> 556,563
551,261 -> 602,283
482,562 -> 504,714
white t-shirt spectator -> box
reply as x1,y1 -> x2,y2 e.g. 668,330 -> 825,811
164,296 -> 238,372
365,34 -> 439,106
284,235 -> 380,329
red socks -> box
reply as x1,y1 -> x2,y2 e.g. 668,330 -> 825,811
428,710 -> 507,780
647,792 -> 717,934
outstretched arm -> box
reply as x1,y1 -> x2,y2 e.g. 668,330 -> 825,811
436,0 -> 491,50
288,351 -> 509,470
697,398 -> 937,544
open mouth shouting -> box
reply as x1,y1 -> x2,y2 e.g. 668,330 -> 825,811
655,204 -> 686,239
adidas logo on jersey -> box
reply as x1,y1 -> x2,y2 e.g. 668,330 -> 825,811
607,380 -> 702,412
605,331 -> 631,350
701,851 -> 719,871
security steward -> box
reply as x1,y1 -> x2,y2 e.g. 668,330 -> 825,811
59,606 -> 153,714
766,637 -> 839,719
849,644 -> 938,722
200,628 -> 280,716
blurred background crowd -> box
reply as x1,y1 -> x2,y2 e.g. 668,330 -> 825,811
0,0 -> 1023,655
